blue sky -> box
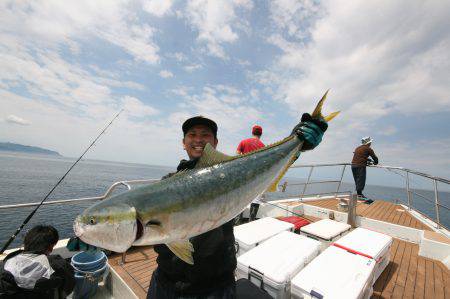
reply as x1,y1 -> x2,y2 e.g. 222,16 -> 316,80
1,0 -> 449,179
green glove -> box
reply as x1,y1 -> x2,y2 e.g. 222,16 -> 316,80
292,113 -> 328,151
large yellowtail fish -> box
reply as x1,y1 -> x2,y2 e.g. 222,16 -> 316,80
74,91 -> 339,264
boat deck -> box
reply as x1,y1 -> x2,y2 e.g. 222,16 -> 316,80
108,239 -> 450,299
305,198 -> 434,231
107,200 -> 448,298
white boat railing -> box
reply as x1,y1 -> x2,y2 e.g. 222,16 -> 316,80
0,179 -> 159,209
0,164 -> 448,229
283,163 -> 449,229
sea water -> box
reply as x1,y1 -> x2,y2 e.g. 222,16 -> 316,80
0,152 -> 448,249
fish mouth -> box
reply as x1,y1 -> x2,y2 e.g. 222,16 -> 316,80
135,219 -> 144,242
74,216 -> 83,237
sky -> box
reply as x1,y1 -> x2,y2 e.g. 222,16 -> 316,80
1,0 -> 450,181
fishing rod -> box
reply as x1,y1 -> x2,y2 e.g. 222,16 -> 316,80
0,109 -> 124,254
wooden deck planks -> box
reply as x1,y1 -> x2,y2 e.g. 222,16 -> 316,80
380,239 -> 406,298
433,262 -> 445,299
415,256 -> 426,299
371,238 -> 449,299
424,260 -> 435,299
305,198 -> 434,231
373,240 -> 400,297
109,246 -> 157,299
403,244 -> 419,299
440,264 -> 450,299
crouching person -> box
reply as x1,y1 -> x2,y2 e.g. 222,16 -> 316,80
0,225 -> 75,299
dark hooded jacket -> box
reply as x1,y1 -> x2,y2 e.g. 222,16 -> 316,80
153,159 -> 237,295
0,250 -> 75,299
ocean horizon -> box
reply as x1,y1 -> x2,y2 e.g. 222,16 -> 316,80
0,151 -> 448,249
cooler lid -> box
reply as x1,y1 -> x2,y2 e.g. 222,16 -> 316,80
234,217 -> 294,247
291,246 -> 375,298
237,231 -> 321,285
333,227 -> 393,261
300,219 -> 351,241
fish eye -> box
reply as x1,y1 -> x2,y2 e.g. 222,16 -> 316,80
89,217 -> 96,225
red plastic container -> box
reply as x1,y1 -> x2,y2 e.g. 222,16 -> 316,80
279,216 -> 310,232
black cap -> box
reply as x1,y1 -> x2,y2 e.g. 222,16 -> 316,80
182,116 -> 218,137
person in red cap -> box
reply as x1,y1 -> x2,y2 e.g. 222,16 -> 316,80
236,125 -> 265,222
236,125 -> 265,155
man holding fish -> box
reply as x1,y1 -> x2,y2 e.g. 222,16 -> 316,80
73,92 -> 338,299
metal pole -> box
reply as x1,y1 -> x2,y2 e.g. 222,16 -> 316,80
433,179 -> 441,228
347,193 -> 357,228
301,166 -> 314,199
406,171 -> 412,210
335,165 -> 346,198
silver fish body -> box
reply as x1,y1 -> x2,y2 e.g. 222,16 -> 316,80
74,136 -> 300,253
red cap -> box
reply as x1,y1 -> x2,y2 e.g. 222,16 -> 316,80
252,125 -> 262,136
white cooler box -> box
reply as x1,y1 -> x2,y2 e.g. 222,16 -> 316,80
299,219 -> 351,250
234,217 -> 294,256
333,227 -> 393,282
237,231 -> 321,299
291,246 -> 375,299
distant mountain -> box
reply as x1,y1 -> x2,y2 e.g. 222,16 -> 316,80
0,142 -> 61,156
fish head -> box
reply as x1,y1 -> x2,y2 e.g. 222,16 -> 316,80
74,202 -> 138,252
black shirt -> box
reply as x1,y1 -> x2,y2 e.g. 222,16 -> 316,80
153,159 -> 237,295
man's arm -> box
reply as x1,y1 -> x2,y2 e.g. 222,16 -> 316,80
369,148 -> 379,165
236,141 -> 243,155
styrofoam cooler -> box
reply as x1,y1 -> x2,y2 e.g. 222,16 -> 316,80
299,219 -> 351,250
333,227 -> 393,282
234,217 -> 294,256
291,246 -> 375,299
237,231 -> 321,298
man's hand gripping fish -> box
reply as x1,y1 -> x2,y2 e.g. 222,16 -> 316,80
73,91 -> 339,265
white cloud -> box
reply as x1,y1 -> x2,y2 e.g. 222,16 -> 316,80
173,52 -> 187,62
184,64 -> 202,72
185,0 -> 253,58
237,59 -> 251,66
159,70 -> 174,78
270,0 -> 322,40
261,0 -> 450,146
5,115 -> 31,126
121,96 -> 159,117
142,0 -> 174,17
173,85 -> 265,154
0,0 -> 160,64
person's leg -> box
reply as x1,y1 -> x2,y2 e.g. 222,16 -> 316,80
203,282 -> 236,299
353,167 -> 365,196
249,203 -> 259,221
147,269 -> 176,299
360,167 -> 367,197
351,167 -> 360,194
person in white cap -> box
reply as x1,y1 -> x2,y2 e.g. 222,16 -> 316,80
351,137 -> 379,200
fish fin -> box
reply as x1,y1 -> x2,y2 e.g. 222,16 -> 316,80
311,90 -> 339,123
167,240 -> 195,265
323,111 -> 340,122
195,143 -> 234,168
266,150 -> 300,192
311,89 -> 329,119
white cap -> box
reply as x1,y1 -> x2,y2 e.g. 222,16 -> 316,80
361,136 -> 373,145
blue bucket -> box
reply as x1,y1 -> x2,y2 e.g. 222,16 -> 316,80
71,251 -> 108,299
71,251 -> 107,271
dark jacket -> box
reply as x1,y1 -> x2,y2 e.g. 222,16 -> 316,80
153,159 -> 237,295
0,250 -> 75,299
351,145 -> 378,167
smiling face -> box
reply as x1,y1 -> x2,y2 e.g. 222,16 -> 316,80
183,124 -> 218,159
